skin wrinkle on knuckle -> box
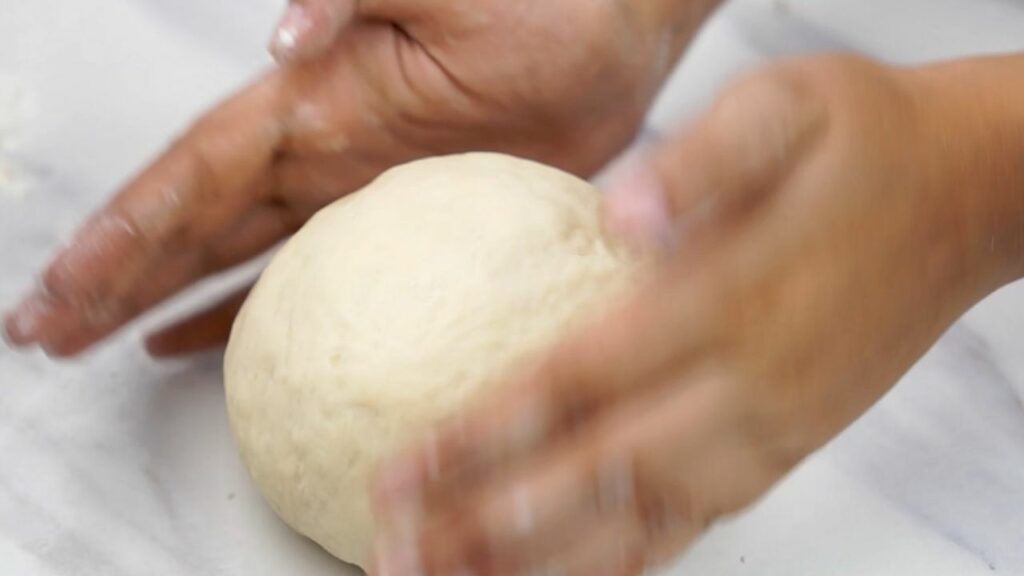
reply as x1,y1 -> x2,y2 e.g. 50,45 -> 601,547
605,447 -> 678,544
39,225 -> 142,329
185,141 -> 226,208
729,381 -> 809,481
718,66 -> 827,180
593,448 -> 637,516
537,351 -> 594,426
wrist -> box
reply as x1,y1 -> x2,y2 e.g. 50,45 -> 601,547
909,55 -> 1024,297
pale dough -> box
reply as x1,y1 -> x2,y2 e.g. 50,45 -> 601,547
224,153 -> 637,568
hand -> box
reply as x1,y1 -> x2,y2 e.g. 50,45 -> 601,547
262,0 -> 719,65
370,55 -> 1024,576
4,0 -> 722,357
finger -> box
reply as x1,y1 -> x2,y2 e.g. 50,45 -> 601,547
4,79 -> 283,350
604,68 -> 826,251
543,517 -> 647,576
602,157 -> 675,253
145,287 -> 252,357
463,515 -> 647,576
36,205 -> 297,357
416,442 -> 638,576
270,0 -> 358,64
373,272 -> 720,514
273,155 -> 383,207
438,374 -> 757,576
619,373 -> 789,550
406,380 -> 699,576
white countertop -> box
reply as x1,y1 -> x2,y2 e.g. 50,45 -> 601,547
1,1 -> 1022,574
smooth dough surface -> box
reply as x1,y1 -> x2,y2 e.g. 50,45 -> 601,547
224,153 -> 636,568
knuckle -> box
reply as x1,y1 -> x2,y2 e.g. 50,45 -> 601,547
729,379 -> 812,481
716,62 -> 823,127
183,140 -> 224,205
589,448 -> 637,516
707,63 -> 830,168
612,448 -> 698,543
43,215 -> 145,307
41,259 -> 75,300
540,340 -> 603,419
774,55 -> 912,133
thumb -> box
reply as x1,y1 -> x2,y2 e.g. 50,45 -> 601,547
270,0 -> 358,63
604,69 -> 825,252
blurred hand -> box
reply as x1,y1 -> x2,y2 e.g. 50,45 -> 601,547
370,55 -> 1024,576
4,0 -> 722,357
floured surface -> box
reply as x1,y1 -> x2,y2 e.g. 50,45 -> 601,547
672,459 -> 993,575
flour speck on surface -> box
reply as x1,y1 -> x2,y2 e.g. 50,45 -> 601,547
0,76 -> 40,200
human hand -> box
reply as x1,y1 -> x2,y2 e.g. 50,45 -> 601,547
4,0 -> 722,357
370,55 -> 1024,576
263,0 -> 719,65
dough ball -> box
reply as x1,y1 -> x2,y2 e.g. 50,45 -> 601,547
224,153 -> 637,567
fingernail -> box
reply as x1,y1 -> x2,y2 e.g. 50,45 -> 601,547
270,4 -> 314,61
4,290 -> 54,344
603,160 -> 675,252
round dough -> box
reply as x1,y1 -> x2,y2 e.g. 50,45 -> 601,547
224,153 -> 636,567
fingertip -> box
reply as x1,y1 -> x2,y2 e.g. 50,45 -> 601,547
269,1 -> 355,64
142,330 -> 214,359
269,3 -> 313,63
40,337 -> 87,360
142,322 -> 183,356
3,314 -> 26,347
603,158 -> 675,253
2,315 -> 22,348
373,453 -> 425,510
142,333 -> 172,358
3,290 -> 55,346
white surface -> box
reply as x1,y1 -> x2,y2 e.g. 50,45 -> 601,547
1,1 -> 1023,574
675,458 -> 994,575
760,0 -> 1024,62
